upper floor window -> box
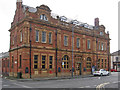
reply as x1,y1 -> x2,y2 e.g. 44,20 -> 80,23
64,36 -> 68,46
77,38 -> 80,48
42,31 -> 46,43
101,43 -> 104,51
49,32 -> 52,44
36,30 -> 39,42
99,42 -> 101,50
104,43 -> 106,51
20,31 -> 22,42
12,35 -> 14,45
40,14 -> 48,21
87,40 -> 90,49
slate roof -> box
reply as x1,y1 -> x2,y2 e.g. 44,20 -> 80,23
23,5 -> 37,13
0,52 -> 9,59
111,50 -> 120,56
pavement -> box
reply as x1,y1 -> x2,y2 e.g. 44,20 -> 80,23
4,74 -> 94,82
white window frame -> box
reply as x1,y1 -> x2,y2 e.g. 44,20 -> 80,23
36,30 -> 39,42
77,38 -> 80,48
13,35 -> 14,45
104,43 -> 106,51
99,42 -> 101,50
49,32 -> 52,44
100,31 -> 103,36
64,36 -> 68,46
101,43 -> 104,51
20,31 -> 22,42
42,31 -> 46,43
40,14 -> 48,21
87,40 -> 90,49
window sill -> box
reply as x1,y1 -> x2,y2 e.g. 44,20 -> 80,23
64,45 -> 68,47
49,43 -> 53,45
41,69 -> 47,71
42,42 -> 47,44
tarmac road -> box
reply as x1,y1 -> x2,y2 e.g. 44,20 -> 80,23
1,72 -> 119,89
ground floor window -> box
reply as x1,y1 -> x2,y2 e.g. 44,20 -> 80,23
97,59 -> 100,69
86,57 -> 91,69
62,55 -> 69,69
102,59 -> 103,68
12,56 -> 14,68
105,59 -> 107,68
34,55 -> 38,69
49,56 -> 53,69
42,55 -> 46,69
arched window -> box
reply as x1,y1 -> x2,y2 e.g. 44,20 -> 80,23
40,14 -> 48,21
62,55 -> 69,69
86,57 -> 91,69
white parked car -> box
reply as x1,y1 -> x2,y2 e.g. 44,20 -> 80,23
93,69 -> 109,76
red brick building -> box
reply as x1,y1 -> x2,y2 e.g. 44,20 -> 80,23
9,0 -> 110,78
0,52 -> 9,77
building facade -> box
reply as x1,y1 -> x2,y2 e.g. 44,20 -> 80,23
0,52 -> 9,77
111,50 -> 120,71
9,0 -> 110,78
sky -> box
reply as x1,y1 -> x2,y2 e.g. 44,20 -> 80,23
0,0 -> 119,53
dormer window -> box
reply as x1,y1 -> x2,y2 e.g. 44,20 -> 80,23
100,31 -> 103,36
40,14 -> 48,21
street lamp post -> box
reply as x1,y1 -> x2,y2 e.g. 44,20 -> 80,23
107,31 -> 110,71
29,24 -> 32,78
71,20 -> 79,77
96,38 -> 98,70
55,30 -> 58,77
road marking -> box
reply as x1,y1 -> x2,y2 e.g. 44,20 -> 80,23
79,87 -> 84,88
96,82 -> 110,89
3,85 -> 9,87
13,83 -> 31,88
98,77 -> 101,79
85,86 -> 90,88
113,81 -> 117,84
94,85 -> 97,86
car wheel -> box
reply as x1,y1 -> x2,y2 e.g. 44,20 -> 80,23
100,73 -> 103,76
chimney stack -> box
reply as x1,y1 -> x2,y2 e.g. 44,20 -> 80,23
16,0 -> 23,9
94,18 -> 99,27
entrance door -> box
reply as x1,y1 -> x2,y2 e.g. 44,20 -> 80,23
76,63 -> 82,75
79,63 -> 82,75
